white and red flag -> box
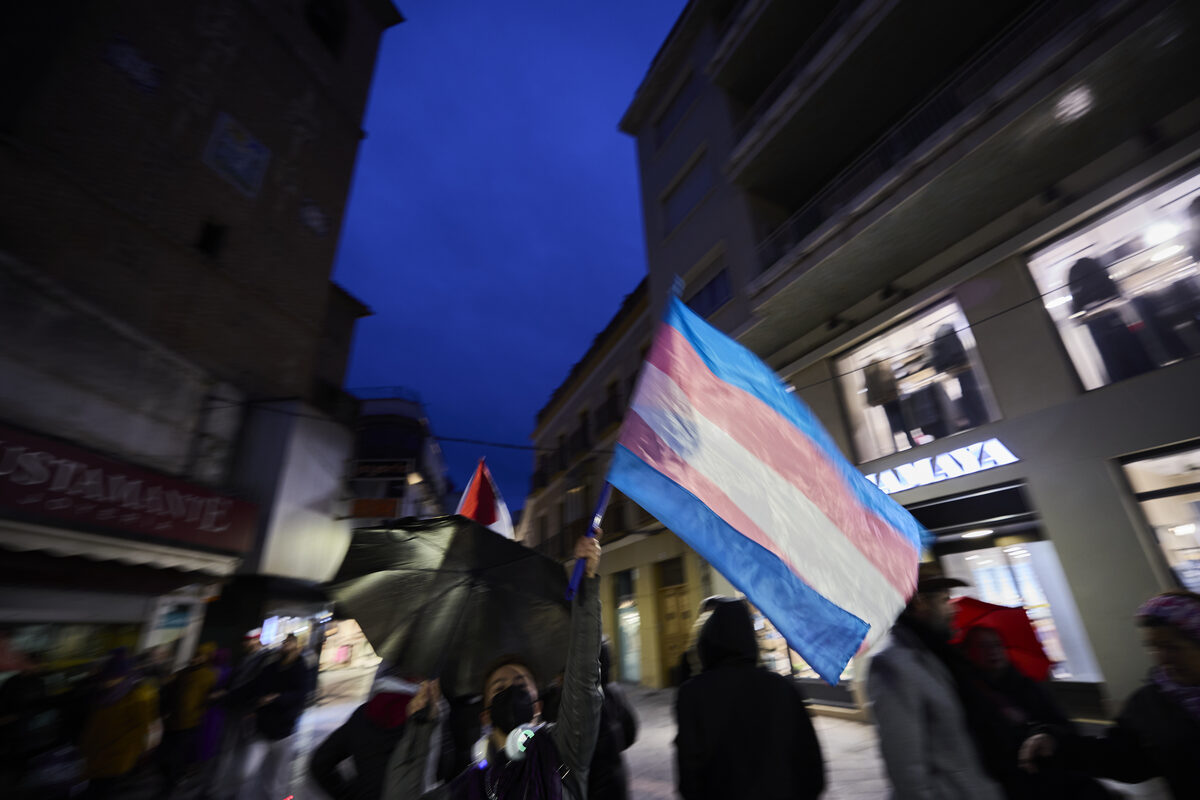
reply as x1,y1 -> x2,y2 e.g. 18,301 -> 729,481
455,458 -> 514,539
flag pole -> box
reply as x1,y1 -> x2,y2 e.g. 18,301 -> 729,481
565,483 -> 612,600
566,277 -> 684,601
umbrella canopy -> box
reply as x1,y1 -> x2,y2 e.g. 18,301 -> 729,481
325,515 -> 571,698
951,596 -> 1053,681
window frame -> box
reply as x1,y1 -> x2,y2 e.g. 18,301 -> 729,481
833,295 -> 999,464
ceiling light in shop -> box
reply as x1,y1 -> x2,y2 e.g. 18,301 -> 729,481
1151,245 -> 1184,262
1145,222 -> 1180,246
966,555 -> 980,560
1054,85 -> 1093,123
1172,523 -> 1197,536
961,529 -> 994,539
1045,295 -> 1073,309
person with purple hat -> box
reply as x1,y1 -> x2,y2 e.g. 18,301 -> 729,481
1020,589 -> 1200,799
79,648 -> 159,798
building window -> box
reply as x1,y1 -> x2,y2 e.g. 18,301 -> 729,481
836,298 -> 997,463
1123,444 -> 1200,592
686,268 -> 732,318
195,220 -> 227,258
536,514 -> 548,546
654,73 -> 700,148
658,556 -> 685,587
565,485 -> 586,524
662,154 -> 712,234
305,0 -> 349,58
1026,170 -> 1200,390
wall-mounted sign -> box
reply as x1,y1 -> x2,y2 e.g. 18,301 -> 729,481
0,422 -> 256,553
864,438 -> 1019,495
202,112 -> 272,198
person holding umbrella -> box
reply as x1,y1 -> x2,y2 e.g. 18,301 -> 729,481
383,533 -> 603,800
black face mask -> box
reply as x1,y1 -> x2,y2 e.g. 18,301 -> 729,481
488,684 -> 534,734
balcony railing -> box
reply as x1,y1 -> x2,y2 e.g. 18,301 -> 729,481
754,0 -> 1099,273
731,0 -> 860,144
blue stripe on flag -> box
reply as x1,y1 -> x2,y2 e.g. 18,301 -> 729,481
664,297 -> 929,552
608,443 -> 869,684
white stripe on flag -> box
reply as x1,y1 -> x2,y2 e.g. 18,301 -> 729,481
632,363 -> 906,645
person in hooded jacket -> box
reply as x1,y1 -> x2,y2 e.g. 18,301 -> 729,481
310,675 -> 418,800
80,648 -> 159,799
587,640 -> 637,800
675,598 -> 824,800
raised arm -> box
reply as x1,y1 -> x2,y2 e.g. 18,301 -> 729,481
551,535 -> 604,798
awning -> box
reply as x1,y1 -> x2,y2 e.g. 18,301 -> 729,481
0,520 -> 240,576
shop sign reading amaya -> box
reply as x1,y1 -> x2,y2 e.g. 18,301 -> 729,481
865,438 -> 1019,495
0,423 -> 256,552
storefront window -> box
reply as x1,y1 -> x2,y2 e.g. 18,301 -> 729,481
941,541 -> 1102,681
837,299 -> 998,463
1027,170 -> 1200,390
1123,445 -> 1200,592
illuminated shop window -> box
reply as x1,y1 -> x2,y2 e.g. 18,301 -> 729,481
836,299 -> 999,463
1027,170 -> 1200,390
1123,444 -> 1200,592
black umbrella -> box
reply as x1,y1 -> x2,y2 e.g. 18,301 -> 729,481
326,515 -> 571,699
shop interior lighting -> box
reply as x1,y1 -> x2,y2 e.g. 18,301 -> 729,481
961,529 -> 994,539
407,472 -> 424,485
1054,85 -> 1093,123
1150,245 -> 1184,262
1172,523 -> 1197,536
1145,221 -> 1180,246
966,555 -> 980,560
1045,295 -> 1073,309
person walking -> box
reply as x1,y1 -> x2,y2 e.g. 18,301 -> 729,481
384,534 -> 603,800
675,598 -> 824,800
159,643 -> 219,796
210,631 -> 275,800
588,639 -> 637,800
235,634 -> 310,800
1020,590 -> 1200,799
80,648 -> 159,799
868,566 -> 1005,800
310,674 -> 418,799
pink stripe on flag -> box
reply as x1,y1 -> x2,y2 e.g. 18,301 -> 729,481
643,325 -> 918,598
620,409 -> 824,594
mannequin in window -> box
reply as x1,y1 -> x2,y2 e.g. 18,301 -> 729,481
930,325 -> 988,430
1068,257 -> 1155,382
864,360 -> 915,450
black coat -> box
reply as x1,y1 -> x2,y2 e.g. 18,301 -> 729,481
252,656 -> 309,740
311,700 -> 408,800
588,684 -> 638,800
675,601 -> 824,800
1057,682 -> 1200,800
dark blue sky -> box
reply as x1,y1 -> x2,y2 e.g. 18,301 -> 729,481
333,2 -> 686,510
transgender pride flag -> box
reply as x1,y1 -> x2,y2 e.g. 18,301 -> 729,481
607,297 -> 929,683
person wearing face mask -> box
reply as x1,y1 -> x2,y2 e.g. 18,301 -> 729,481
384,534 -> 603,800
1019,590 -> 1200,799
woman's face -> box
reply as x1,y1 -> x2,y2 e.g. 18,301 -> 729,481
1142,624 -> 1200,686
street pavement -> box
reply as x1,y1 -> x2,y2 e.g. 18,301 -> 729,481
113,668 -> 1169,799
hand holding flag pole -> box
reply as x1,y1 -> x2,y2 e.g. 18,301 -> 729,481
566,482 -> 611,600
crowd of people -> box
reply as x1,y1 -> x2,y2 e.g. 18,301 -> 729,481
5,534 -> 1200,800
0,629 -> 318,800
